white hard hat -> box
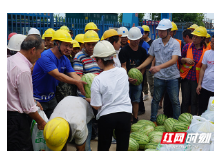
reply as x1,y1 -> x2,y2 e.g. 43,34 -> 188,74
156,19 -> 173,30
91,40 -> 116,59
127,27 -> 142,40
28,28 -> 41,36
7,34 -> 27,51
117,27 -> 128,37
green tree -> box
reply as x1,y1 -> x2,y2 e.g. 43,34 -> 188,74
118,13 -> 145,23
172,13 -> 204,26
54,13 -> 65,23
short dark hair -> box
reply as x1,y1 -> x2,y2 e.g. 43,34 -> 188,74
21,35 -> 43,50
183,29 -> 193,39
108,35 -> 120,45
212,35 -> 214,38
95,57 -> 114,66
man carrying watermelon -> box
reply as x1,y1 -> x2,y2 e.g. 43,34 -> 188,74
90,40 -> 132,151
136,19 -> 181,126
119,27 -> 148,124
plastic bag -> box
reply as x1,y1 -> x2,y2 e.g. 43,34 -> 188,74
207,96 -> 214,111
201,109 -> 214,122
187,116 -> 214,133
30,108 -> 51,151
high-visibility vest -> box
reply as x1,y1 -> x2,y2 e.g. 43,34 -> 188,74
206,42 -> 211,50
180,43 -> 208,83
175,39 -> 182,70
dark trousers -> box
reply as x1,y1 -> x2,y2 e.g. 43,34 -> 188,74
198,88 -> 214,115
40,97 -> 58,119
181,78 -> 199,115
7,111 -> 33,151
98,112 -> 131,151
139,71 -> 146,112
163,78 -> 181,118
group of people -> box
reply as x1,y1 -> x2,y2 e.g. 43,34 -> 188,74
7,19 -> 214,151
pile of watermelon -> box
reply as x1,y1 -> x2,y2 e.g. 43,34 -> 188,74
128,113 -> 193,151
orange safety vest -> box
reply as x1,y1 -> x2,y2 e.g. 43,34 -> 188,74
206,42 -> 211,50
175,39 -> 182,70
180,43 -> 208,83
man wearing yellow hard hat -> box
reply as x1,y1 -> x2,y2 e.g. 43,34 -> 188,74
44,96 -> 94,151
84,22 -> 99,33
74,34 -> 85,50
32,29 -> 86,119
43,28 -> 56,50
73,30 -> 101,151
187,24 -> 199,32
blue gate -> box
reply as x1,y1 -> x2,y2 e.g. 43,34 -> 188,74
7,13 -> 130,41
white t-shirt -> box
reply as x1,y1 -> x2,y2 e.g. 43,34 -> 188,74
49,96 -> 94,145
90,67 -> 132,120
201,50 -> 214,92
113,50 -> 121,68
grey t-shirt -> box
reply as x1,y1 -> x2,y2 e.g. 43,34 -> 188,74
148,37 -> 181,80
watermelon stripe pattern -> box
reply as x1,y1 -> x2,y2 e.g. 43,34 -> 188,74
128,138 -> 139,151
128,68 -> 143,86
164,118 -> 177,132
81,73 -> 96,98
178,113 -> 193,124
173,122 -> 190,132
130,132 -> 150,150
156,114 -> 168,126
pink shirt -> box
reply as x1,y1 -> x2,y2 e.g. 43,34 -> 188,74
7,52 -> 38,114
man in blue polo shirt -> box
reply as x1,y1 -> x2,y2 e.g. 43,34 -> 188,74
32,29 -> 86,118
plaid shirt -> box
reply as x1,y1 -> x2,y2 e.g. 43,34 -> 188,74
180,43 -> 205,81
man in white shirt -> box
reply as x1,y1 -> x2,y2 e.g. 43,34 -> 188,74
44,96 -> 94,151
196,35 -> 214,115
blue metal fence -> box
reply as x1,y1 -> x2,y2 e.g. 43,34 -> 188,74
7,13 -> 130,41
7,13 -> 214,44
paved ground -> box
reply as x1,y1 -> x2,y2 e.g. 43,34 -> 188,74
67,90 -> 182,151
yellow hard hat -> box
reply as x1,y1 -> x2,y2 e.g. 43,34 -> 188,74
43,117 -> 70,151
72,40 -> 80,48
191,26 -> 207,37
187,24 -> 199,30
44,28 -> 55,38
171,22 -> 178,31
103,29 -> 122,40
51,29 -> 73,43
101,35 -> 104,41
60,25 -> 70,32
84,30 -> 100,43
42,34 -> 45,40
74,34 -> 84,43
84,22 -> 99,32
206,33 -> 211,38
142,25 -> 150,32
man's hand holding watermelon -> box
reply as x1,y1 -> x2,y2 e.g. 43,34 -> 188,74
128,77 -> 138,85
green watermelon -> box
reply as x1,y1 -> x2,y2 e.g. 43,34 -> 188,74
145,142 -> 159,149
131,123 -> 145,132
138,125 -> 155,135
137,120 -> 156,128
176,130 -> 187,132
178,113 -> 193,124
128,68 -> 143,86
164,118 -> 177,132
156,114 -> 168,125
173,122 -> 190,132
128,138 -> 139,151
150,135 -> 162,143
154,126 -> 166,132
130,132 -> 150,150
81,73 -> 96,98
148,131 -> 163,140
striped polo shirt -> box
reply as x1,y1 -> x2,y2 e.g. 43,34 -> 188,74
73,49 -> 102,75
73,49 -> 102,98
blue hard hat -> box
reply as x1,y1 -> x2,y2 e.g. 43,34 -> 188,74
137,26 -> 144,35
